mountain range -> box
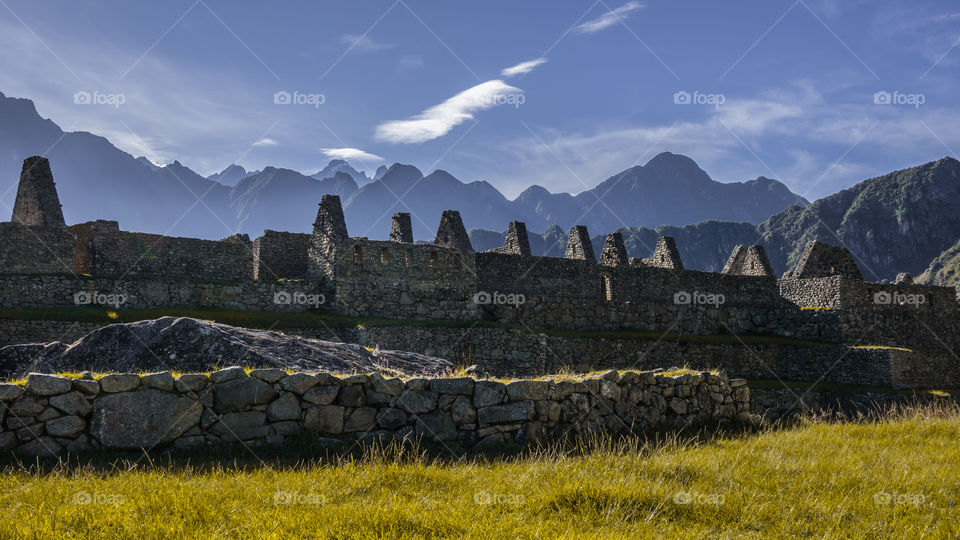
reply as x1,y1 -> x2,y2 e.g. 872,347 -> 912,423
471,157 -> 960,282
3,90 -> 959,283
0,91 -> 805,241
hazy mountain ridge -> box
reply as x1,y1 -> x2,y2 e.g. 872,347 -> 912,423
472,157 -> 960,282
0,91 -> 808,241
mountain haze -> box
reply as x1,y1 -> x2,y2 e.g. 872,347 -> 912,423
0,91 -> 808,242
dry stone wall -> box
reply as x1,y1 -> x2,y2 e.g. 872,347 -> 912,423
0,275 -> 325,312
0,368 -> 748,457
86,231 -> 253,281
0,223 -> 75,274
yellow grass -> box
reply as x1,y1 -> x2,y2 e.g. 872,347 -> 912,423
0,403 -> 957,538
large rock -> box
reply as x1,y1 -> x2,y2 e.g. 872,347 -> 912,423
49,391 -> 92,416
304,406 -> 344,434
477,401 -> 535,425
213,377 -> 278,413
90,389 -> 202,449
396,390 -> 438,415
0,317 -> 453,379
25,374 -> 71,396
45,415 -> 85,438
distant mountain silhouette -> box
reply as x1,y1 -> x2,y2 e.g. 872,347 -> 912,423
471,157 -> 960,283
0,90 -> 807,242
310,159 -> 372,186
208,164 -> 257,187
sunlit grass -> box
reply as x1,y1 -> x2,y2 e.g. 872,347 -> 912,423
1,403 -> 956,538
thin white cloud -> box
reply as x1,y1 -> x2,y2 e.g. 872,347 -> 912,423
374,80 -> 523,144
252,137 -> 278,147
501,58 -> 548,77
397,54 -> 425,72
341,34 -> 394,52
574,1 -> 644,34
321,147 -> 384,161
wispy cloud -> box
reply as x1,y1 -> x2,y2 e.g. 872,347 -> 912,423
501,58 -> 548,77
574,1 -> 644,35
374,80 -> 523,144
321,147 -> 383,161
341,34 -> 394,52
397,54 -> 424,72
252,137 -> 278,147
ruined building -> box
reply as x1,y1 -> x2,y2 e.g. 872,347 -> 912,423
1,157 -> 958,388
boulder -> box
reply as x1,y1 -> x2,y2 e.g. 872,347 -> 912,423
213,377 -> 278,413
91,389 -> 202,449
304,406 -> 344,434
0,317 -> 452,378
303,385 -> 339,405
45,415 -> 85,438
25,374 -> 71,396
474,381 -> 506,407
396,390 -> 438,414
266,393 -> 301,422
99,374 -> 140,393
49,392 -> 92,416
477,401 -> 535,425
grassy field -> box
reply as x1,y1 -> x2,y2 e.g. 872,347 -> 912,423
1,403 -> 957,538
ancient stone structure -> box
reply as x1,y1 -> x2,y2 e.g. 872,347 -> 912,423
490,221 -> 531,257
11,157 -> 65,228
434,210 -> 472,252
389,213 -> 414,243
0,368 -> 748,457
783,240 -> 862,280
722,245 -> 774,277
1,158 -> 959,393
598,232 -> 628,266
637,236 -> 684,270
564,225 -> 595,262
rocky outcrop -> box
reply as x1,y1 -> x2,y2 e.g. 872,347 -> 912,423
0,317 -> 453,379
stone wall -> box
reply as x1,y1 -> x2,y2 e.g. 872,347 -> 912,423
0,223 -> 75,274
332,238 -> 477,320
252,230 -> 311,280
0,275 -> 325,312
0,368 -> 748,457
86,231 -> 253,281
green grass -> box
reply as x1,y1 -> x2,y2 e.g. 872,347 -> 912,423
1,404 -> 957,538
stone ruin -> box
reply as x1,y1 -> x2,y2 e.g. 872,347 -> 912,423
1,156 -> 959,392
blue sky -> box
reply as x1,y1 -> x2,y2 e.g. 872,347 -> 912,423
0,0 -> 958,199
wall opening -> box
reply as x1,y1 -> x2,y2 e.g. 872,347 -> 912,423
405,249 -> 414,267
380,248 -> 389,265
354,245 -> 363,264
430,252 -> 439,269
601,275 -> 613,301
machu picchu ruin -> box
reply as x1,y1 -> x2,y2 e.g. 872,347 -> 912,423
1,156 -> 957,395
